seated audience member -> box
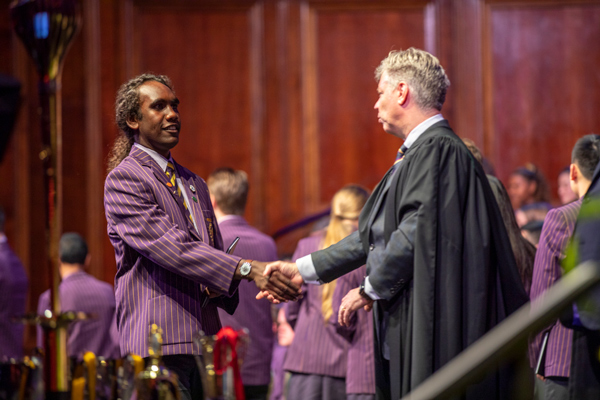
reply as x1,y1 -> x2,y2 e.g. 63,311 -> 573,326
270,307 -> 295,400
0,206 -> 28,359
284,185 -> 369,400
37,233 -> 120,360
557,166 -> 578,205
207,167 -> 277,400
521,220 -> 544,247
508,164 -> 552,211
529,134 -> 600,400
463,138 -> 536,294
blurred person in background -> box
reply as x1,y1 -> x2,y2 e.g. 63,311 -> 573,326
207,167 -> 278,400
284,185 -> 369,400
508,164 -> 552,211
0,206 -> 28,360
529,134 -> 600,400
270,307 -> 295,400
557,166 -> 578,205
37,232 -> 120,360
463,138 -> 536,295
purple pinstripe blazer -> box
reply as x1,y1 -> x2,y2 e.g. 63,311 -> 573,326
528,199 -> 581,377
0,239 -> 28,359
216,215 -> 278,386
104,146 -> 241,357
283,234 -> 348,378
331,265 -> 376,395
37,271 -> 120,359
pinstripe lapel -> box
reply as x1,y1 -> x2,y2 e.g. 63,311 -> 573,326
130,147 -> 201,240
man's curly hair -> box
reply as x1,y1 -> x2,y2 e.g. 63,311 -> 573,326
107,73 -> 174,173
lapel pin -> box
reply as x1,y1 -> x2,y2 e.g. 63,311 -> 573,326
189,185 -> 196,193
166,182 -> 172,187
192,196 -> 198,203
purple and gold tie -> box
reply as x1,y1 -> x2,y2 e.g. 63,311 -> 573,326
166,162 -> 193,224
394,144 -> 408,165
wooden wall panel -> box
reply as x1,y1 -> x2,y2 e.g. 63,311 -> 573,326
3,0 -> 600,354
485,1 -> 600,196
309,5 -> 428,203
129,3 -> 261,223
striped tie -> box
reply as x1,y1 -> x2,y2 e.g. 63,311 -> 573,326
394,145 -> 408,165
166,162 -> 193,224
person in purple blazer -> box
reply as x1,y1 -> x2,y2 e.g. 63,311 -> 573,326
529,134 -> 600,400
36,233 -> 120,360
0,206 -> 28,360
103,74 -> 299,399
284,185 -> 369,400
331,265 -> 376,400
207,167 -> 278,400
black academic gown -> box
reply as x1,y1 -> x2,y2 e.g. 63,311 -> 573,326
313,120 -> 529,399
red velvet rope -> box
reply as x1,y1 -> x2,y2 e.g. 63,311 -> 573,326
213,326 -> 245,400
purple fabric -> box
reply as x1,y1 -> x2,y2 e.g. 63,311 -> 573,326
36,271 -> 120,359
529,199 -> 581,377
216,216 -> 277,386
331,266 -> 376,395
283,235 -> 348,378
269,343 -> 288,400
104,146 -> 241,357
0,240 -> 28,359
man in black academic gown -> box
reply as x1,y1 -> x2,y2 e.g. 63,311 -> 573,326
259,48 -> 529,399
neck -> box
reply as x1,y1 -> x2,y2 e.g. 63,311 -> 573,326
59,264 -> 83,279
579,180 -> 592,198
399,108 -> 440,139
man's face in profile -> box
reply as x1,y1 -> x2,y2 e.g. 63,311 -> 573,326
374,71 -> 402,138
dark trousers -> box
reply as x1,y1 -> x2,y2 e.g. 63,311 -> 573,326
244,384 -> 269,400
148,354 -> 203,400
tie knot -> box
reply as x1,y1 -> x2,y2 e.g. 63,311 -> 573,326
166,162 -> 175,176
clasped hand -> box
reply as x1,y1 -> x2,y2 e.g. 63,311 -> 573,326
255,261 -> 304,303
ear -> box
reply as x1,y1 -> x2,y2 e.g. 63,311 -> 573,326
126,114 -> 139,130
570,163 -> 578,182
397,82 -> 408,106
209,193 -> 218,210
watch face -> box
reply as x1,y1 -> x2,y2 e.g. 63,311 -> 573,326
240,262 -> 252,276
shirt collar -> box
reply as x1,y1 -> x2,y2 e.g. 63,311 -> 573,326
134,143 -> 174,173
216,214 -> 242,224
403,113 -> 444,149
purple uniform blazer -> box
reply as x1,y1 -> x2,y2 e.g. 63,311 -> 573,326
0,240 -> 28,359
283,234 -> 348,378
331,265 -> 376,395
104,146 -> 241,357
37,271 -> 120,359
216,215 -> 277,386
528,199 -> 581,377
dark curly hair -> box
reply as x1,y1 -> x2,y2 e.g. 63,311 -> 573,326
107,73 -> 174,173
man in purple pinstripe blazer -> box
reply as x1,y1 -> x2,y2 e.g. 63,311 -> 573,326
104,74 -> 298,399
207,167 -> 278,400
36,233 -> 120,360
0,206 -> 28,360
529,134 -> 600,400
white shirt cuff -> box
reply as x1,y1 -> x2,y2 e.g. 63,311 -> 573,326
364,276 -> 381,300
296,255 -> 321,285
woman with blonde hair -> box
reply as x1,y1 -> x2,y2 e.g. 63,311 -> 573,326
283,184 -> 369,400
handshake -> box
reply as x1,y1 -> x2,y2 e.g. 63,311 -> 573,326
235,260 -> 304,303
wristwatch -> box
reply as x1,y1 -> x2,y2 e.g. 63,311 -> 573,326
239,260 -> 253,279
358,278 -> 372,301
